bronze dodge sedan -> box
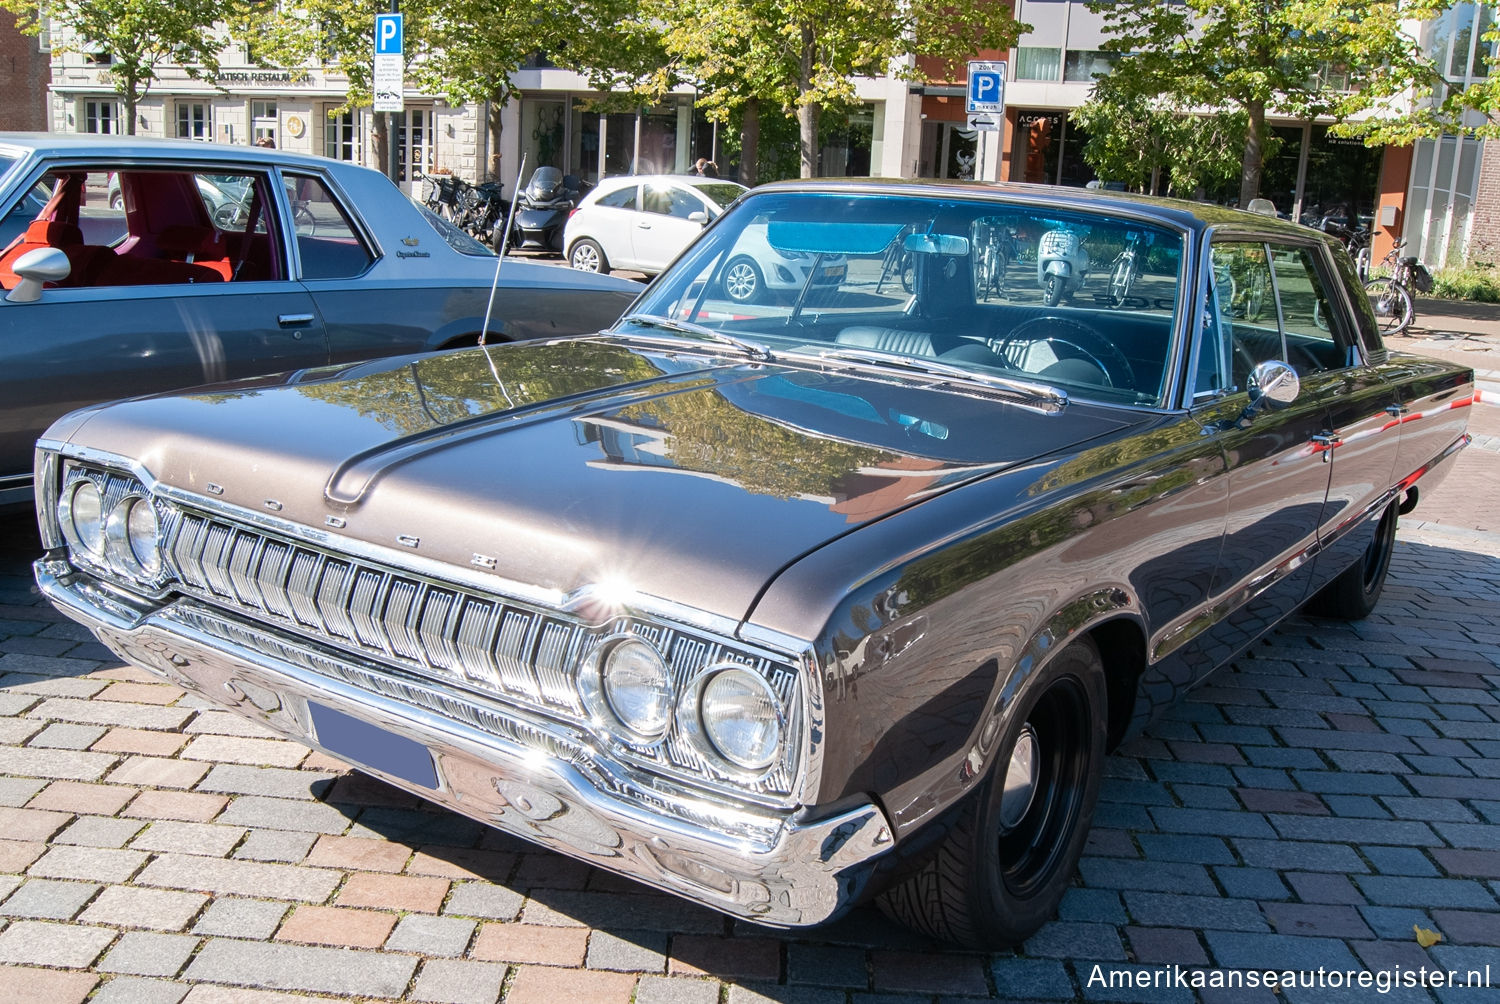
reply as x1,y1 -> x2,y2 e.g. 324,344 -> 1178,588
33,181 -> 1473,947
0,134 -> 638,508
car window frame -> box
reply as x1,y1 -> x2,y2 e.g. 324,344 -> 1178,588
595,184 -> 640,212
1188,226 -> 1364,407
270,165 -> 382,282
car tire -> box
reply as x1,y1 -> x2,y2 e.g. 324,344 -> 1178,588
1308,501 -> 1397,620
569,238 -> 609,274
723,256 -> 764,304
109,192 -> 124,211
1043,274 -> 1063,307
877,636 -> 1107,948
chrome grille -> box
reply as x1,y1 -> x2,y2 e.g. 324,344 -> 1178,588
160,508 -> 798,798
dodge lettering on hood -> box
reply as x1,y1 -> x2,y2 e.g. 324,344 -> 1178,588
34,181 -> 1472,947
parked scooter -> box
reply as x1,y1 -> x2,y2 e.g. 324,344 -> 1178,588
1036,223 -> 1089,306
509,166 -> 585,253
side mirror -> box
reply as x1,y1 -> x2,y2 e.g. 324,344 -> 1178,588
688,211 -> 708,225
1248,359 -> 1300,408
5,247 -> 71,303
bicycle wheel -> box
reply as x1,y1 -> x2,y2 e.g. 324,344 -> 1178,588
1109,255 -> 1134,306
1364,278 -> 1414,336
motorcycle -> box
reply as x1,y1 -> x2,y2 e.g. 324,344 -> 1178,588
1036,223 -> 1089,306
508,166 -> 585,253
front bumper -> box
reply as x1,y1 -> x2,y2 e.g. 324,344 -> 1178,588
37,559 -> 893,927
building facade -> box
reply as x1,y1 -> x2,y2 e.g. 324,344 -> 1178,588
39,3 -> 1496,268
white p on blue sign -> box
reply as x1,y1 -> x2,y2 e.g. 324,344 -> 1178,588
375,13 -> 403,55
966,61 -> 1007,115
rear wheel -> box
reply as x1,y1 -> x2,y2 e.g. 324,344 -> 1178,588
1365,278 -> 1415,335
878,637 -> 1107,948
1109,256 -> 1134,306
1309,502 -> 1398,619
569,238 -> 608,274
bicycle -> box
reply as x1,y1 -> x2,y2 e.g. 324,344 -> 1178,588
1363,240 -> 1431,336
1319,217 -> 1372,281
1107,230 -> 1151,307
973,220 -> 1015,301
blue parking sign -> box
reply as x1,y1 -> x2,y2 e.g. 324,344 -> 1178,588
375,13 -> 403,56
966,61 -> 1007,115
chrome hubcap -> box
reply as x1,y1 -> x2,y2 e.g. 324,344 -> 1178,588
1000,723 -> 1040,830
727,265 -> 755,299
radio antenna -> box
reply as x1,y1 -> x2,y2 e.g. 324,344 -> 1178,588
479,152 -> 526,349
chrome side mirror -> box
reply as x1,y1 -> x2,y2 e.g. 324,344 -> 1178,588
688,211 -> 708,225
1247,359 -> 1300,408
5,247 -> 71,304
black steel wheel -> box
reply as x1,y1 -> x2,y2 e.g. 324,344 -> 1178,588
878,636 -> 1107,948
1309,501 -> 1398,619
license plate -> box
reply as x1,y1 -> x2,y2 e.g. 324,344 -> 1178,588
309,702 -> 438,789
822,264 -> 844,279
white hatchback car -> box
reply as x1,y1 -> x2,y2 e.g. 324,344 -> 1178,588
564,175 -> 746,278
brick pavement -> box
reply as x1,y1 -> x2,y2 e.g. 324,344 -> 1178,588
1,436 -> 1498,1001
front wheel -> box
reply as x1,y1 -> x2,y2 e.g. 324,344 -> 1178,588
569,238 -> 608,274
878,637 -> 1107,948
1365,278 -> 1415,336
723,255 -> 764,303
1043,273 -> 1063,307
1109,257 -> 1134,306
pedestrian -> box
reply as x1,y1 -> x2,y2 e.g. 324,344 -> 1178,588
692,158 -> 710,176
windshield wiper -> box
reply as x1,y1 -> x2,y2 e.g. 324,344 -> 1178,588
616,313 -> 774,362
810,347 -> 1068,410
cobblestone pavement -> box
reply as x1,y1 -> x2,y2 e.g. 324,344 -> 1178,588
1,427 -> 1498,1002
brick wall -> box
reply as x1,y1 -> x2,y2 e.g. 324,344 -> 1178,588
1468,140 -> 1500,266
0,20 -> 49,131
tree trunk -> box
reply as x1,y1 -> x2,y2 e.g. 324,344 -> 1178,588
1238,99 -> 1265,209
798,25 -> 818,178
372,113 -> 391,180
123,88 -> 137,135
739,97 -> 760,187
487,100 -> 505,183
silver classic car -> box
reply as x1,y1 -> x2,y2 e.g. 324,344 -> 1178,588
0,134 -> 638,508
34,181 -> 1473,946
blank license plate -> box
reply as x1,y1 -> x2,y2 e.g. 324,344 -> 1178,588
309,702 -> 438,789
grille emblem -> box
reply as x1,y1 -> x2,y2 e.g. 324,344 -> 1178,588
472,553 -> 497,569
206,483 -> 224,495
264,500 -> 284,512
325,515 -> 347,528
396,534 -> 420,548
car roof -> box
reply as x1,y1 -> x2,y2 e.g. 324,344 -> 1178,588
748,177 -> 1323,242
0,132 -> 349,174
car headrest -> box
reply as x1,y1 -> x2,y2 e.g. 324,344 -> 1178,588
24,220 -> 83,247
157,225 -> 221,255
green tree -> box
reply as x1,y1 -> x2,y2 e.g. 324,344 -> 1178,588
4,0 -> 233,134
1087,0 -> 1445,207
1071,76 -> 1248,197
597,0 -> 1025,180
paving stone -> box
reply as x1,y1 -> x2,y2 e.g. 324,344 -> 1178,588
343,806 -> 485,847
27,697 -> 192,731
79,886 -> 208,932
183,938 -> 419,997
1077,859 -> 1217,896
784,943 -> 864,987
0,965 -> 97,1003
215,795 -> 354,835
1204,931 -> 1361,971
1072,962 -> 1196,1002
1135,834 -> 1235,865
1291,770 -> 1411,796
0,919 -> 117,967
506,964 -> 641,1004
1261,903 -> 1374,939
1122,892 -> 1267,932
1147,807 -> 1277,838
1433,821 -> 1500,850
1022,921 -> 1125,960
27,722 -> 108,749
304,833 -> 412,873
338,872 -> 449,913
97,931 -> 198,977
106,757 -> 209,790
50,811 -> 144,848
125,790 -> 228,823
138,854 -> 341,903
233,829 -> 318,863
131,821 -> 246,857
439,880 -> 525,921
1233,838 -> 1367,873
0,777 -> 46,807
636,975 -> 722,1004
28,845 -> 146,883
0,878 -> 100,920
1363,845 -> 1440,876
1356,875 -> 1500,910
191,898 -> 290,939
1057,888 -> 1128,924
0,746 -> 116,781
470,922 -> 589,965
725,983 -> 846,1004
990,958 -> 1073,1001
1269,816 -> 1437,846
181,734 -> 309,767
195,764 -> 335,800
1213,867 -> 1290,901
384,913 -> 475,956
89,976 -> 190,1004
276,904 -> 398,949
410,958 -> 508,1004
1433,848 -> 1500,879
587,930 -> 669,973
1124,926 -> 1209,966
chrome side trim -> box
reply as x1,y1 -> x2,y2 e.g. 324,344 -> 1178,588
37,562 -> 892,928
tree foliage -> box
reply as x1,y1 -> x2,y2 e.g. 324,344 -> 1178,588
1087,0 -> 1446,206
3,0 -> 235,134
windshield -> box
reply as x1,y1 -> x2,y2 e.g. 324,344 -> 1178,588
412,198 -> 493,256
629,191 -> 1187,407
690,181 -> 748,210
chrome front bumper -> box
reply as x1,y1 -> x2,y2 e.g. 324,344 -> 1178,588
37,560 -> 893,927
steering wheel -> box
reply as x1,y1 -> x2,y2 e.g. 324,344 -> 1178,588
992,316 -> 1135,389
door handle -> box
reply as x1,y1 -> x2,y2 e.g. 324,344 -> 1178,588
1311,431 -> 1342,462
278,313 -> 315,327
1385,404 -> 1410,418
637,222 -> 652,229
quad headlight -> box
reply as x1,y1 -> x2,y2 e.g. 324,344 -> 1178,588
695,666 -> 783,771
56,469 -> 166,585
600,637 -> 674,741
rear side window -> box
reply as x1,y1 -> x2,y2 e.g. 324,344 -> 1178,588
284,173 -> 375,280
597,185 -> 638,210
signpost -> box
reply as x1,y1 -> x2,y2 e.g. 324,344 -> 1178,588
965,60 -> 1007,179
372,13 -> 404,113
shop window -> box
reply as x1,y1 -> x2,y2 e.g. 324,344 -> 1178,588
1015,47 -> 1061,81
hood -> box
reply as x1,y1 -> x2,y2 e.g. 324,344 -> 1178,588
52,338 -> 1144,625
